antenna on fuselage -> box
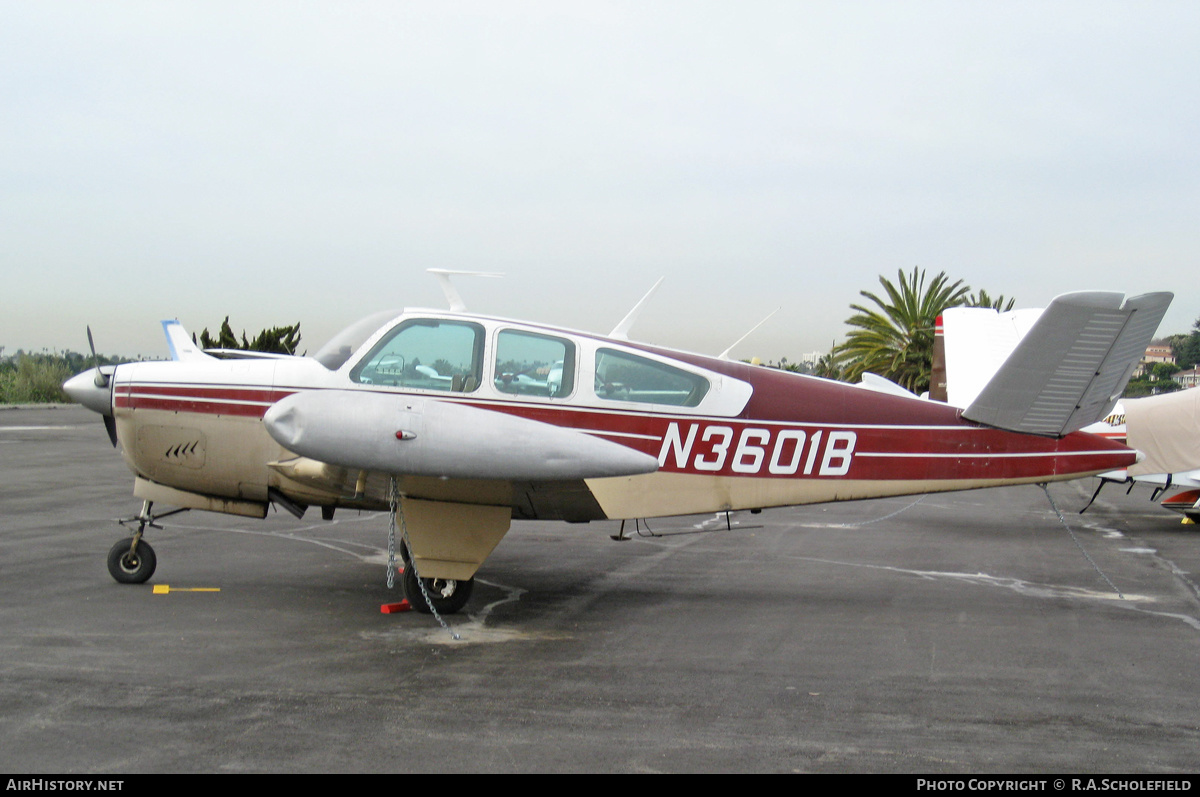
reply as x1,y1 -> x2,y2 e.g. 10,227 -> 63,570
609,277 -> 665,340
428,269 -> 504,312
718,307 -> 780,360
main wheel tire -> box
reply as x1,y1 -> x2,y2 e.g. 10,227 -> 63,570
402,566 -> 473,615
107,538 -> 157,584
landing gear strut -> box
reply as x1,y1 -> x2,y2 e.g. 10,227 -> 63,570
107,500 -> 188,585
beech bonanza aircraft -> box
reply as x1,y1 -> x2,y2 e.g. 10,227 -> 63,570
64,279 -> 1171,614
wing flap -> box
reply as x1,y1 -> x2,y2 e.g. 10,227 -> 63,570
962,291 -> 1172,437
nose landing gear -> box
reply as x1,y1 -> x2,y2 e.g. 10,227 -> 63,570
107,500 -> 189,584
107,537 -> 157,584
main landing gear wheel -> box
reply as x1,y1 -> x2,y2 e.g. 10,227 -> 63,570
107,538 -> 157,584
402,566 -> 473,615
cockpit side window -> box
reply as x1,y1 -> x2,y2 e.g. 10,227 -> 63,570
494,329 -> 575,399
594,348 -> 709,407
351,319 -> 484,392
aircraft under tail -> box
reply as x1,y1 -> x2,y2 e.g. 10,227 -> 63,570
1125,387 -> 1200,478
961,291 -> 1172,438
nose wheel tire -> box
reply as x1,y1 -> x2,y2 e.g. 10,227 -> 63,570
402,566 -> 473,615
107,538 -> 157,584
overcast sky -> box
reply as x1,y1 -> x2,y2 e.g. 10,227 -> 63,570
2,1 -> 1197,362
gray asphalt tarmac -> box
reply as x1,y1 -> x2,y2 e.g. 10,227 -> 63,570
2,405 -> 1199,773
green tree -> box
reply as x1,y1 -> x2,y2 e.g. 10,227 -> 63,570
1168,316 -> 1200,369
771,357 -> 807,374
812,351 -> 844,381
1,353 -> 73,403
836,267 -> 970,393
1123,361 -> 1183,398
966,289 -> 1016,312
196,318 -> 302,355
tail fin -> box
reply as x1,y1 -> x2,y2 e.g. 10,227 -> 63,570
941,306 -> 1047,409
962,291 -> 1172,437
161,320 -> 218,362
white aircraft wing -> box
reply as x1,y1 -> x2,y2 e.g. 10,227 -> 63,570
202,349 -> 295,360
856,372 -> 920,399
962,291 -> 1172,437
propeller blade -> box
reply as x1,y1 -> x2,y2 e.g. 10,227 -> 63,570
75,326 -> 118,446
86,325 -> 110,388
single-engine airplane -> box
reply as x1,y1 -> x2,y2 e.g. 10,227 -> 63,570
65,278 -> 1171,614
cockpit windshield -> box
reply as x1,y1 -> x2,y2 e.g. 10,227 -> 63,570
313,310 -> 400,371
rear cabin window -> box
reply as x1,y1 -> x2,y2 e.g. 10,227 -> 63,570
494,329 -> 575,399
594,348 -> 709,407
351,319 -> 484,392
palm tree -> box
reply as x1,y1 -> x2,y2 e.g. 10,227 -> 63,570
811,342 -> 844,381
966,289 -> 1016,312
836,267 -> 970,393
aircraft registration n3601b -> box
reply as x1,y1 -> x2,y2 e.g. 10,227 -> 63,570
64,275 -> 1172,615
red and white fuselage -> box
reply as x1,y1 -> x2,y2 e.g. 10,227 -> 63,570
89,309 -> 1136,525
